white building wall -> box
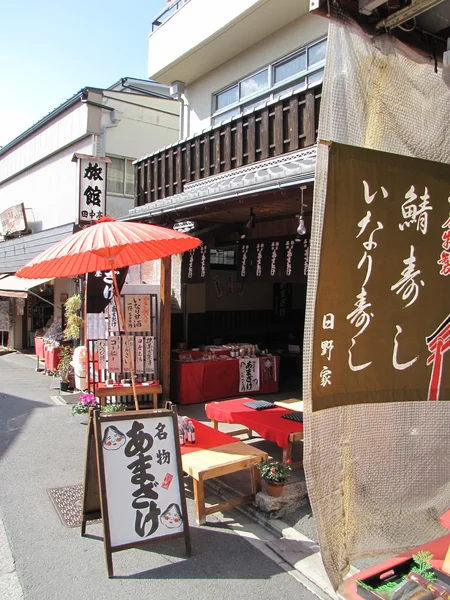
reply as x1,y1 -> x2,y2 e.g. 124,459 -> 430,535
148,0 -> 261,79
103,92 -> 180,159
185,13 -> 328,136
0,104 -> 90,184
0,136 -> 94,232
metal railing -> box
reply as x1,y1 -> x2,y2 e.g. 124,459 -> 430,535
135,85 -> 322,206
151,0 -> 188,31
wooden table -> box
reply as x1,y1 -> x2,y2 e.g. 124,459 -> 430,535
94,383 -> 162,410
180,420 -> 268,525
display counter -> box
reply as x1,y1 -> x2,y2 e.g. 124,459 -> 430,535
171,355 -> 280,404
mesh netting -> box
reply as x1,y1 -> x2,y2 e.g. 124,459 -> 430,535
303,14 -> 450,590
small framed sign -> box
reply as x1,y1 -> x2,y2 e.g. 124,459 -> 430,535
84,409 -> 191,577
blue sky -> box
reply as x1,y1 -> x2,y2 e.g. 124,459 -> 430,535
0,0 -> 166,148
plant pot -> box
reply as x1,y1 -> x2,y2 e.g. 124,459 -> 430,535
261,479 -> 284,497
60,381 -> 69,392
74,413 -> 89,425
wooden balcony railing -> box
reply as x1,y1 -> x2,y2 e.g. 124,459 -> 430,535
135,85 -> 321,206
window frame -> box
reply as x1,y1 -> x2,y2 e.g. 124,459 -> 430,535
212,36 -> 327,126
106,156 -> 136,198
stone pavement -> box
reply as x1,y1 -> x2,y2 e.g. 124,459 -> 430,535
0,350 -> 379,599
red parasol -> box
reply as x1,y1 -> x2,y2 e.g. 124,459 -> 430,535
16,217 -> 201,409
16,217 -> 201,279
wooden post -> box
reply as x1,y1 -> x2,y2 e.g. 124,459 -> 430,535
160,256 -> 172,406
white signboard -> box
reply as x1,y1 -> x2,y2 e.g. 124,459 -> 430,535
75,155 -> 109,224
98,340 -> 107,370
124,295 -> 151,332
121,336 -> 134,372
238,357 -> 260,393
0,203 -> 27,237
135,336 -> 144,374
99,413 -> 185,547
145,336 -> 156,374
107,337 -> 121,373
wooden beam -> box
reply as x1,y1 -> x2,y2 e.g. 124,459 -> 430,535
176,147 -> 182,193
194,139 -> 201,180
248,115 -> 256,163
204,135 -> 210,177
289,98 -> 299,151
214,129 -> 221,173
168,148 -> 174,196
160,256 -> 172,406
236,121 -> 243,167
260,108 -> 269,160
274,104 -> 283,155
224,124 -> 231,171
303,91 -> 316,147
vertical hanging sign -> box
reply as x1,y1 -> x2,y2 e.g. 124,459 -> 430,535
108,337 -> 121,373
145,336 -> 156,375
135,336 -> 144,374
72,154 -> 111,225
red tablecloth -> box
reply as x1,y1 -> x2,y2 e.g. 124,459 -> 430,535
44,346 -> 63,373
172,356 -> 280,404
179,419 -> 239,455
205,398 -> 303,449
34,337 -> 45,360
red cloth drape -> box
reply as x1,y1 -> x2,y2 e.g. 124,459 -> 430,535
179,419 -> 238,455
205,398 -> 303,449
172,356 -> 280,404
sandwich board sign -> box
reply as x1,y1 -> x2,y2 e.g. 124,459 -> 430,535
82,409 -> 191,577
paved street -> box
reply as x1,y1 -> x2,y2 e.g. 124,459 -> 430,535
0,352 -> 322,600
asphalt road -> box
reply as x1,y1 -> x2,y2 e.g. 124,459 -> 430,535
0,352 -> 320,600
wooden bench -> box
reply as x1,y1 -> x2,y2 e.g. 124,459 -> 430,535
180,422 -> 268,525
94,383 -> 162,410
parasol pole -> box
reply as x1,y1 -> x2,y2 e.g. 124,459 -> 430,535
109,262 -> 140,411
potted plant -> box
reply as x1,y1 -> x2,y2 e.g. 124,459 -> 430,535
71,392 -> 98,424
257,459 -> 292,497
101,403 -> 127,413
63,294 -> 84,343
57,346 -> 74,392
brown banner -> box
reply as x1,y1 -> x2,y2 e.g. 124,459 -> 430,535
312,143 -> 450,411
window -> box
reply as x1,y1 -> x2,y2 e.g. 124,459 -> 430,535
212,37 -> 327,126
210,249 -> 236,267
107,157 -> 135,196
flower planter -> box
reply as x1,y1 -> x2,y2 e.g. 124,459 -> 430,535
74,413 -> 89,425
261,479 -> 284,497
60,381 -> 69,392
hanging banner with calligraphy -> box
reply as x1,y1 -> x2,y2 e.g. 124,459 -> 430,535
238,358 -> 260,393
237,236 -> 308,283
181,244 -> 210,284
135,336 -> 144,375
312,143 -> 450,412
87,268 -> 128,313
261,355 -> 277,383
145,336 -> 156,374
107,336 -> 121,373
73,154 -> 111,225
124,295 -> 151,332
